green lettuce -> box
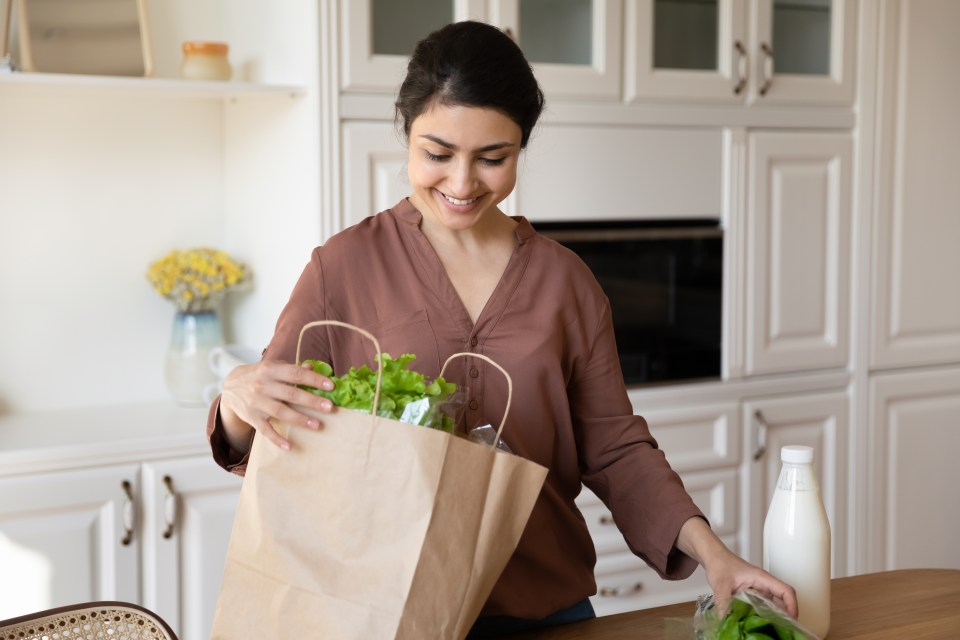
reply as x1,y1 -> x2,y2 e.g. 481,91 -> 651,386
299,353 -> 458,432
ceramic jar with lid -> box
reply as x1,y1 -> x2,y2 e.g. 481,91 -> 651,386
180,41 -> 232,81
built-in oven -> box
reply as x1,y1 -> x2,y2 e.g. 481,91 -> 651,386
536,219 -> 723,386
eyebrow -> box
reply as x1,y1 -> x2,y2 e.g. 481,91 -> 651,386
419,134 -> 516,153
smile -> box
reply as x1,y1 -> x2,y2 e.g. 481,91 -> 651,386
441,192 -> 477,206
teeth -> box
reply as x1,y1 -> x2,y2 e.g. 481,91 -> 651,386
443,193 -> 476,206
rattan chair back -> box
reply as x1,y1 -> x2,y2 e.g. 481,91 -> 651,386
0,601 -> 178,640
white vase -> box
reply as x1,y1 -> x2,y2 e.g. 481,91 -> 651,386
165,310 -> 224,406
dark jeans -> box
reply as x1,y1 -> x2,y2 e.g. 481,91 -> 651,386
466,599 -> 596,639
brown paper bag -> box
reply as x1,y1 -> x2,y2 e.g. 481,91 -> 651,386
210,321 -> 548,640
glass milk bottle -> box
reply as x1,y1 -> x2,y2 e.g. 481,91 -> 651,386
763,445 -> 831,638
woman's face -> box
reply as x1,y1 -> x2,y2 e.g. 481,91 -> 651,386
406,103 -> 523,232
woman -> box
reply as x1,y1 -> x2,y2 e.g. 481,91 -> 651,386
207,20 -> 797,637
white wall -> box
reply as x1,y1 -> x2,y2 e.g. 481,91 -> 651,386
0,0 -> 320,414
0,90 -> 224,413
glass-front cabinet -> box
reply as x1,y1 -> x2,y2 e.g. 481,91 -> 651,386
340,0 -> 622,100
628,0 -> 857,105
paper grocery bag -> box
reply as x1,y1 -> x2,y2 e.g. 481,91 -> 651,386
210,321 -> 548,640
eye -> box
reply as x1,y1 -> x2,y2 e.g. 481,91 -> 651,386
424,151 -> 450,162
478,157 -> 506,167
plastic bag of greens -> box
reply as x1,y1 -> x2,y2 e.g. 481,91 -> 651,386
667,590 -> 819,640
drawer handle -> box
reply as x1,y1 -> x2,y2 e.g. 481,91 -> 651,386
598,582 -> 643,598
120,480 -> 135,546
599,514 -> 615,526
162,475 -> 177,539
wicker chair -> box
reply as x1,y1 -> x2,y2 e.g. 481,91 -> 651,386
0,601 -> 178,640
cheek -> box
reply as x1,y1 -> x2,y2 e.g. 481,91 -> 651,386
488,164 -> 518,193
407,156 -> 440,187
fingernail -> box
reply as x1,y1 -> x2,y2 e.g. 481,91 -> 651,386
322,401 -> 333,412
322,380 -> 334,390
307,419 -> 319,429
280,441 -> 290,451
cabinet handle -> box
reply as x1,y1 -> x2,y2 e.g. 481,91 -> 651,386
120,480 -> 135,546
758,42 -> 774,96
753,410 -> 769,461
599,514 -> 615,525
162,475 -> 177,539
733,41 -> 748,95
598,582 -> 643,597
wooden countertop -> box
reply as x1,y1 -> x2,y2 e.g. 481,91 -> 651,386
503,569 -> 960,639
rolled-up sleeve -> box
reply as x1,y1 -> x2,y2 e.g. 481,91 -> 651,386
571,302 -> 705,580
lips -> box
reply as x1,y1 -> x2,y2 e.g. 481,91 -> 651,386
441,192 -> 477,206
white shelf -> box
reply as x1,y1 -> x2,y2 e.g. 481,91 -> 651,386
0,71 -> 306,99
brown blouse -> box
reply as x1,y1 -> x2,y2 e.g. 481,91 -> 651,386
206,198 -> 705,619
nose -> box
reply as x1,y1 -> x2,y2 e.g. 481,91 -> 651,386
447,159 -> 477,197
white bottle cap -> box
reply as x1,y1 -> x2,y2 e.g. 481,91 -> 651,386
781,445 -> 814,464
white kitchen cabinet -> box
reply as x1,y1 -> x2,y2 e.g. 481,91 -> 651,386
744,131 -> 852,377
741,389 -> 849,576
867,367 -> 960,572
140,458 -> 243,640
0,455 -> 241,640
341,121 -> 411,228
0,403 -> 242,640
339,0 -> 623,100
868,0 -> 960,370
627,0 -> 857,106
0,464 -> 141,620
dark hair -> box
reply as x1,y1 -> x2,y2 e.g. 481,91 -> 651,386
394,21 -> 545,148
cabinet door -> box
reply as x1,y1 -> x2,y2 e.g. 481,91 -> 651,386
742,390 -> 848,576
628,0 -> 856,106
341,122 -> 411,231
340,0 -> 483,92
745,131 -> 852,376
491,0 -> 623,100
628,0 -> 749,104
868,367 -> 960,572
870,0 -> 960,369
140,458 -> 242,640
340,0 -> 621,100
749,0 -> 857,105
0,464 -> 140,620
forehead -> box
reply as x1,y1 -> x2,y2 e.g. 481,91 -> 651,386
410,104 -> 522,145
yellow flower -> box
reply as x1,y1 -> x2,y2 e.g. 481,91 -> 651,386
146,247 -> 249,313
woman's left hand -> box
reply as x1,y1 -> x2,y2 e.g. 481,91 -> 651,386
676,516 -> 798,619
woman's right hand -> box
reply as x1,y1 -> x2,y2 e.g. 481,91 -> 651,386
218,359 -> 337,453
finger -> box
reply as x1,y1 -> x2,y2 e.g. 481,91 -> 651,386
714,592 -> 732,618
269,395 -> 331,431
265,379 -> 334,419
252,413 -> 290,451
777,584 -> 799,619
282,360 -> 335,391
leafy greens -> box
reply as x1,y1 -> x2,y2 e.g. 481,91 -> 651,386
299,353 -> 459,432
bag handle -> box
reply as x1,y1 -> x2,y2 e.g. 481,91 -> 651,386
295,320 -> 383,417
439,352 -> 513,447
295,321 -> 513,446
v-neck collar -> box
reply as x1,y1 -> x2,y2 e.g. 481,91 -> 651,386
393,198 -> 535,334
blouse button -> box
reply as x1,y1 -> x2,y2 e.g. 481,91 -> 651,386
470,336 -> 478,347
469,367 -> 479,378
468,399 -> 479,410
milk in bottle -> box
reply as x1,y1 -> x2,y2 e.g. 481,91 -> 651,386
763,445 -> 831,638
